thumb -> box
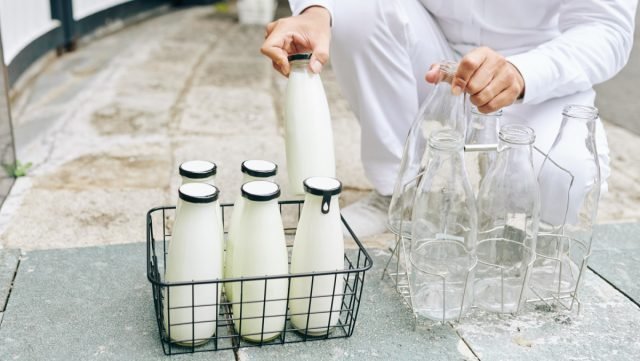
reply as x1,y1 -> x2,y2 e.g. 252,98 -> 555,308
425,64 -> 440,84
309,36 -> 330,74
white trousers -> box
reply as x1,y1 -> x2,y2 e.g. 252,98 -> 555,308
329,0 -> 611,199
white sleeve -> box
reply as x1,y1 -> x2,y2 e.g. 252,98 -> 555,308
506,0 -> 637,105
289,0 -> 335,19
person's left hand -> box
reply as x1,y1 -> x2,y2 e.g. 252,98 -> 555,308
426,47 -> 525,113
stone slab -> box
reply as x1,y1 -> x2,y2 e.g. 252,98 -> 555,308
0,249 -> 19,310
0,243 -> 234,360
237,250 -> 474,361
455,270 -> 640,360
589,222 -> 640,304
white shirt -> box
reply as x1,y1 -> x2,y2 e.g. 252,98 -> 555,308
290,0 -> 637,105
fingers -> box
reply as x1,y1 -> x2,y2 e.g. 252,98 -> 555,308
309,33 -> 330,73
452,47 -> 491,95
476,87 -> 520,114
471,67 -> 521,113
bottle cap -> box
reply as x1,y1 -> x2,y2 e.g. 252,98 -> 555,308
179,183 -> 219,204
303,177 -> 342,214
179,160 -> 217,179
287,53 -> 312,62
241,160 -> 278,178
241,181 -> 281,202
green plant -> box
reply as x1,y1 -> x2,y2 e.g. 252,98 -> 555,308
3,160 -> 33,177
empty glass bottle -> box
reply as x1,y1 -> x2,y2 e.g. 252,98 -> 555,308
409,129 -> 477,322
388,61 -> 467,237
475,124 -> 539,314
531,105 -> 601,306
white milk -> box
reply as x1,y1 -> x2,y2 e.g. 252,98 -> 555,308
164,183 -> 224,346
225,160 -> 278,303
289,177 -> 344,335
285,54 -> 336,195
231,181 -> 288,342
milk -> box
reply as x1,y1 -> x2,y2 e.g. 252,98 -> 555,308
289,177 -> 344,335
164,183 -> 224,346
285,54 -> 336,195
225,160 -> 278,303
231,181 -> 288,342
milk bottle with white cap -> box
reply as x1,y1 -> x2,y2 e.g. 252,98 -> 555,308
231,181 -> 288,342
164,183 -> 224,345
225,160 -> 278,303
285,53 -> 336,194
289,177 -> 344,335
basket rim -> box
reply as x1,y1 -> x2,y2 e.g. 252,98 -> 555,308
146,200 -> 374,287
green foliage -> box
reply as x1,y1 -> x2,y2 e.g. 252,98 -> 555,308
214,1 -> 230,13
3,160 -> 33,178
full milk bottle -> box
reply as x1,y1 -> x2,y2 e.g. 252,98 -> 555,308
285,53 -> 336,194
225,160 -> 278,303
231,181 -> 288,342
290,177 -> 344,335
164,183 -> 224,345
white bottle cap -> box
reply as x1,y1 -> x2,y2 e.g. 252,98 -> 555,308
303,177 -> 342,214
241,181 -> 280,202
241,160 -> 277,177
179,160 -> 217,179
179,183 -> 219,203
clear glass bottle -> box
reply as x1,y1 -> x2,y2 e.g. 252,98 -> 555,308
531,105 -> 601,305
465,107 -> 501,191
179,160 -> 217,185
164,183 -> 224,346
388,61 -> 467,237
285,53 -> 336,195
290,177 -> 344,334
231,181 -> 288,342
225,160 -> 278,303
409,129 -> 477,322
475,124 -> 539,314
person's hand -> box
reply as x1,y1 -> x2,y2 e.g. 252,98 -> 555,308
261,6 -> 331,76
426,47 -> 525,113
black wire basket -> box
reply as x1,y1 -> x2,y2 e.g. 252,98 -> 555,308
146,200 -> 373,355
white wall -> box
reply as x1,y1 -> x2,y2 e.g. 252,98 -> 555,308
0,0 -> 59,64
72,0 -> 133,20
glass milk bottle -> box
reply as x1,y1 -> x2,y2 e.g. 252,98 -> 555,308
164,183 -> 224,346
285,53 -> 336,195
231,181 -> 288,342
225,160 -> 278,303
409,130 -> 477,322
179,160 -> 217,185
475,124 -> 539,314
532,105 -> 601,306
388,61 -> 466,237
290,177 -> 344,335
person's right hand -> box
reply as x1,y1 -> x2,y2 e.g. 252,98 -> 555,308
261,6 -> 332,76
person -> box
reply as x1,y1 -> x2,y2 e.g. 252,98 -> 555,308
261,0 -> 637,237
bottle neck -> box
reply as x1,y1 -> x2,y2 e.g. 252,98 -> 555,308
242,174 -> 274,183
290,60 -> 311,74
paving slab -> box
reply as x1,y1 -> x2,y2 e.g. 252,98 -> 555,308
589,222 -> 640,304
0,249 -> 19,311
237,250 -> 473,361
455,270 -> 640,361
0,243 -> 234,360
